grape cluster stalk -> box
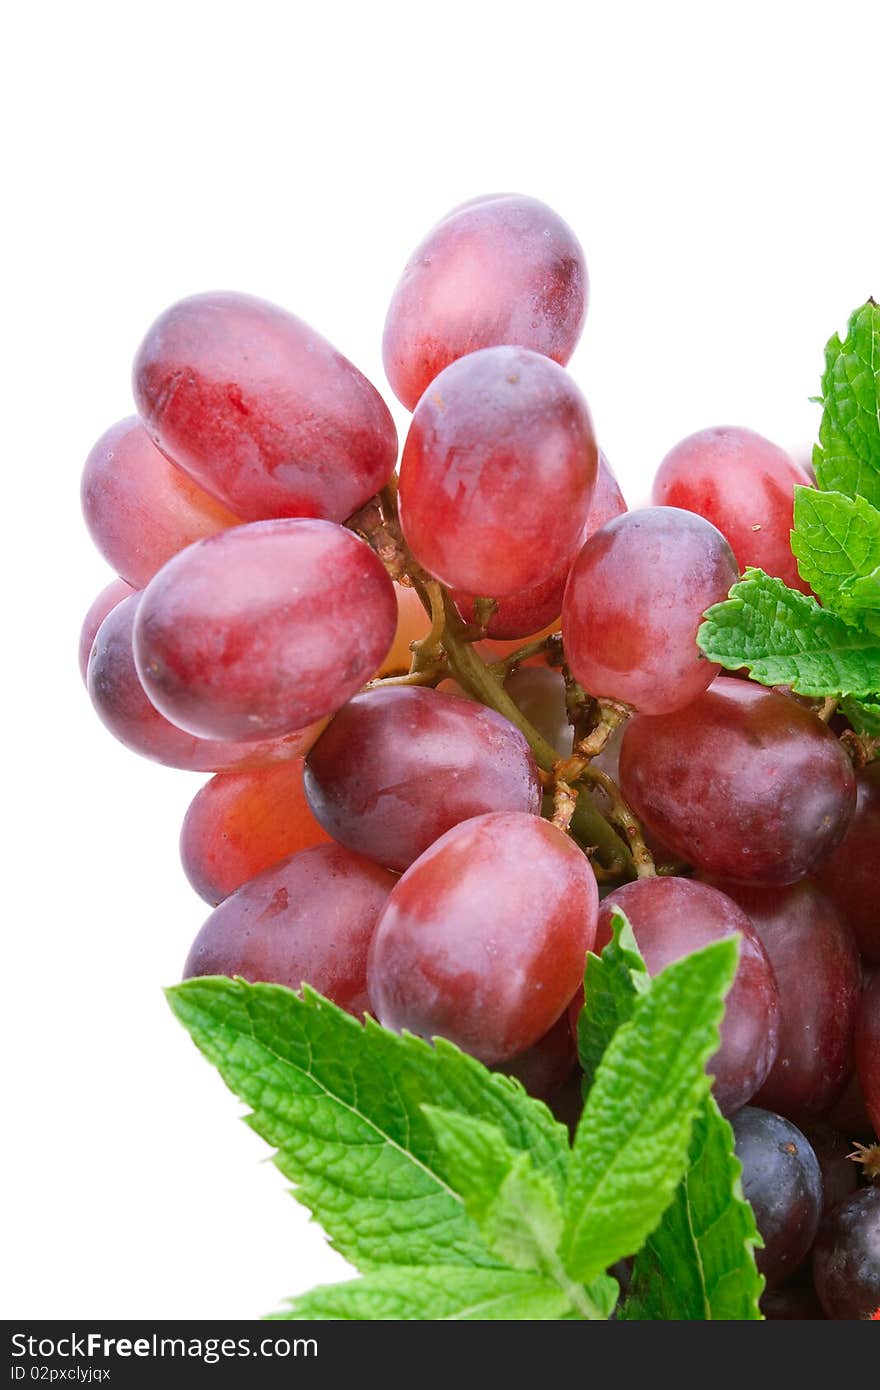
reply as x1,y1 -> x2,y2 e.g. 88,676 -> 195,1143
79,191 -> 880,1319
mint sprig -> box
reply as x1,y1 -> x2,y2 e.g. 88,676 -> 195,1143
697,300 -> 880,711
167,919 -> 741,1321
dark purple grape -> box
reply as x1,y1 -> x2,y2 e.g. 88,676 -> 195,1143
303,686 -> 541,871
800,1122 -> 860,1215
496,1011 -> 577,1101
731,1106 -> 823,1287
760,1286 -> 826,1319
813,1188 -> 880,1319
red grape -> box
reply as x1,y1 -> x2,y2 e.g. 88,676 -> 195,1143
815,763 -> 880,964
590,878 -> 780,1114
398,346 -> 598,597
367,812 -> 598,1064
78,577 -> 135,682
81,417 -> 240,588
813,1188 -> 880,1319
183,843 -> 395,1018
382,193 -> 587,411
619,678 -> 856,884
133,519 -> 397,742
496,1011 -> 577,1101
563,507 -> 738,715
856,971 -> 880,1137
652,426 -> 812,592
134,291 -> 397,523
730,1106 -> 823,1287
303,687 -> 541,872
717,880 -> 861,1119
180,760 -> 332,906
88,593 -> 322,771
452,450 -> 626,639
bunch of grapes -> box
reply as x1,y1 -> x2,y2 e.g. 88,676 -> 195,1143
80,193 -> 879,1319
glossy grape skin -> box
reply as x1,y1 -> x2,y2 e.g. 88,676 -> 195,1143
716,881 -> 861,1119
731,1107 -> 823,1287
183,843 -> 395,1018
652,426 -> 813,593
304,687 -> 541,872
134,291 -> 397,523
496,1012 -> 577,1101
81,417 -> 240,588
78,578 -> 135,682
813,1188 -> 880,1319
368,812 -> 599,1064
88,594 -> 322,772
180,760 -> 332,906
563,507 -> 738,716
619,678 -> 857,884
815,764 -> 880,964
453,450 -> 626,639
592,878 -> 780,1114
506,667 -> 573,757
398,346 -> 597,597
800,1123 -> 860,1215
382,193 -> 587,411
856,971 -> 880,1137
133,519 -> 397,742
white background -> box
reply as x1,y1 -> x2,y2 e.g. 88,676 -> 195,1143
2,0 -> 878,1319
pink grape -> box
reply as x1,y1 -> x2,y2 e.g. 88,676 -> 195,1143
590,878 -> 780,1114
183,843 -> 396,1018
716,880 -> 861,1119
87,593 -> 322,772
78,578 -> 135,682
652,426 -> 813,592
382,193 -> 587,410
398,346 -> 598,597
180,760 -> 332,906
815,763 -> 880,964
81,417 -> 240,588
133,291 -> 397,523
303,687 -> 541,872
133,519 -> 397,742
368,812 -> 598,1064
562,507 -> 738,715
452,450 -> 626,639
619,678 -> 856,884
856,971 -> 880,1137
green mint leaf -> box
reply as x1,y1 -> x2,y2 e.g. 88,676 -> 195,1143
166,978 -> 569,1273
560,938 -> 738,1284
621,1097 -> 764,1320
697,568 -> 880,696
813,300 -> 880,507
269,1267 -> 572,1321
421,1106 -> 617,1318
577,907 -> 649,1092
791,486 -> 880,617
841,694 -> 880,736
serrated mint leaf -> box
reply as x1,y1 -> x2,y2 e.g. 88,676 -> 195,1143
698,568 -> 880,696
269,1267 -> 572,1321
577,907 -> 649,1092
791,486 -> 880,616
560,938 -> 738,1285
841,695 -> 880,736
167,978 -> 568,1273
622,1098 -> 764,1321
813,301 -> 880,507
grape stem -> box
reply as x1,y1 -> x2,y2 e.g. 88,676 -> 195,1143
488,632 -> 561,677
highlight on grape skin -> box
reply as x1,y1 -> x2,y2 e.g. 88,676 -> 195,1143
81,416 -> 241,588
133,518 -> 398,742
134,290 -> 398,523
399,345 -> 598,596
367,811 -> 599,1065
383,192 -> 588,410
304,686 -> 542,872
